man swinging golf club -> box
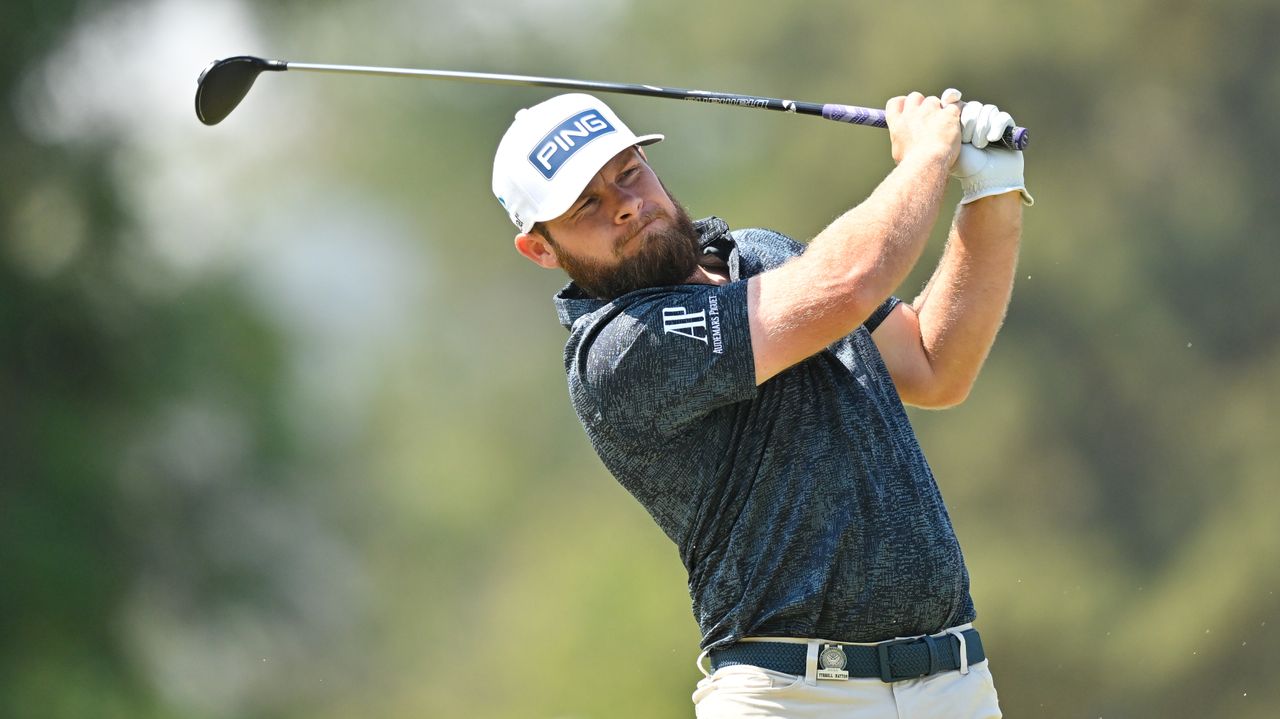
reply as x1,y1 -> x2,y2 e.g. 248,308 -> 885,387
493,87 -> 1032,718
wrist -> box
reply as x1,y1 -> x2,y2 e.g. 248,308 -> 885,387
897,149 -> 956,189
963,190 -> 1024,208
956,190 -> 1024,232
901,142 -> 957,168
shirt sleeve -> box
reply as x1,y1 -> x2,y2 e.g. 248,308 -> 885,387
567,280 -> 756,436
864,296 -> 901,333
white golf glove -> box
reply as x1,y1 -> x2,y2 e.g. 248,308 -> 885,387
942,89 -> 1034,206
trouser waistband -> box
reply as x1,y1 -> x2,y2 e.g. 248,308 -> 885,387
708,628 -> 984,683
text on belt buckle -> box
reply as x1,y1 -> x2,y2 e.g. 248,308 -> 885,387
817,644 -> 849,681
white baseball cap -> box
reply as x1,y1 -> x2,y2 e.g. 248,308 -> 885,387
493,93 -> 663,233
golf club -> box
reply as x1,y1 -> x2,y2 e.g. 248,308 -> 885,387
195,55 -> 1030,150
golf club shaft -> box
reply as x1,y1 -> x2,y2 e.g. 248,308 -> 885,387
280,61 -> 1029,150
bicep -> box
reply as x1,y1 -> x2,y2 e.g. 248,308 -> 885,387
747,266 -> 883,385
870,302 -> 941,407
747,273 -> 818,385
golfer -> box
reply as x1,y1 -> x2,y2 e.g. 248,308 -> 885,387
492,88 -> 1031,718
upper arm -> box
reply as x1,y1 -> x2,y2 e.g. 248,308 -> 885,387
735,227 -> 877,385
870,302 -> 957,408
573,284 -> 757,433
746,264 -> 885,385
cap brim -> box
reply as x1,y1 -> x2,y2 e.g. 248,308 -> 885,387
525,132 -> 665,229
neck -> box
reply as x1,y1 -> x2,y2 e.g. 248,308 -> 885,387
686,263 -> 730,286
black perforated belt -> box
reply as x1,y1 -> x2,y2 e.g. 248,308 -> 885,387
709,629 -> 984,683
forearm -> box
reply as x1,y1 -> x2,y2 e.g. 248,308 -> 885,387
809,153 -> 952,307
748,91 -> 962,384
757,152 -> 951,333
911,191 -> 1022,402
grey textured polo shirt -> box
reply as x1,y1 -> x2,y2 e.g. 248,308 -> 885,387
553,217 -> 975,649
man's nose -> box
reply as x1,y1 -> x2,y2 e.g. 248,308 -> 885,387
610,187 -> 643,225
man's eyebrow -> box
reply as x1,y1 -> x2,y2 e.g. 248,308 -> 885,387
567,149 -> 642,216
567,187 -> 596,217
605,147 -> 641,172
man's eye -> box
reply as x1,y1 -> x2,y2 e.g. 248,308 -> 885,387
574,198 -> 596,217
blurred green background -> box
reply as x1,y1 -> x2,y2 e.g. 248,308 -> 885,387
3,0 -> 1278,717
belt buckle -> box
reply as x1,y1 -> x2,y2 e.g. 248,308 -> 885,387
816,644 -> 849,681
876,637 -> 919,683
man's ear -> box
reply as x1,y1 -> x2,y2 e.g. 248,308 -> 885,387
514,232 -> 560,269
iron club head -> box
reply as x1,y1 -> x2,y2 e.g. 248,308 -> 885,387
195,56 -> 286,125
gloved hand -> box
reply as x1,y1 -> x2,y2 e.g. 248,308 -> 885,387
942,89 -> 1034,206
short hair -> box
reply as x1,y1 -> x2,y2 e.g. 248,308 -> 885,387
531,221 -> 557,247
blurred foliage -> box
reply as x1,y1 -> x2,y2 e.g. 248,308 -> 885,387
2,0 -> 1277,717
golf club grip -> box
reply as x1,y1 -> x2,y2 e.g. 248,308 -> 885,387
821,104 -> 1029,151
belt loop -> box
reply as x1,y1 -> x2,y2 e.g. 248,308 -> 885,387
695,648 -> 712,678
804,641 -> 819,686
948,629 -> 970,675
923,634 -> 939,675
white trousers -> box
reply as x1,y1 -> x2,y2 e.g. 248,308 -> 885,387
692,631 -> 1002,719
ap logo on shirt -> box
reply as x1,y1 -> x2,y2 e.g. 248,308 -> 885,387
662,307 -> 707,342
662,295 -> 724,354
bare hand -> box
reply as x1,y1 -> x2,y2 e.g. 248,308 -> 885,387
885,91 -> 961,168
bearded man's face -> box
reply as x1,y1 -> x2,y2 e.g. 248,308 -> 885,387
531,147 -> 702,300
541,199 -> 700,300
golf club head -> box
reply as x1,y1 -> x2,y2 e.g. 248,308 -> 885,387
195,56 -> 285,125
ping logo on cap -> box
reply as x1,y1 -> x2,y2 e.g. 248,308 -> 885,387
528,110 -> 616,180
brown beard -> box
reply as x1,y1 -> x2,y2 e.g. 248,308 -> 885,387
547,200 -> 703,301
